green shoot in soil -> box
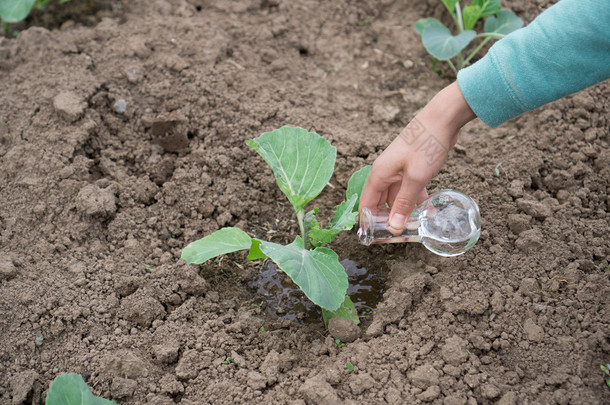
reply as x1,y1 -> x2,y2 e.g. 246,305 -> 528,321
46,373 -> 116,405
181,126 -> 370,326
346,363 -> 354,371
601,364 -> 610,387
415,0 -> 523,75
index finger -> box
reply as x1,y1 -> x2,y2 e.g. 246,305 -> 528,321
358,165 -> 400,212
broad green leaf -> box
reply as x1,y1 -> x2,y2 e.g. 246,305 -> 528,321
440,0 -> 458,14
247,239 -> 267,260
260,236 -> 348,311
474,0 -> 501,18
0,0 -> 36,23
346,165 -> 371,211
246,126 -> 336,213
422,21 -> 476,60
484,10 -> 524,35
46,373 -> 117,405
181,227 -> 252,265
462,4 -> 482,30
415,18 -> 441,35
322,295 -> 360,328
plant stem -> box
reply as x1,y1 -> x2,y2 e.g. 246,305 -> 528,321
447,59 -> 458,75
474,32 -> 505,40
455,2 -> 464,33
296,210 -> 307,249
464,36 -> 493,65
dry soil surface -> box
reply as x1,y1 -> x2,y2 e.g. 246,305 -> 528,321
1,0 -> 609,404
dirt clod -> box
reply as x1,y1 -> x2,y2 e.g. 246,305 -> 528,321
409,364 -> 440,389
328,318 -> 361,343
53,91 -> 86,122
0,258 -> 17,281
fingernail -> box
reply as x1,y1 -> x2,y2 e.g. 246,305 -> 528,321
389,213 -> 406,230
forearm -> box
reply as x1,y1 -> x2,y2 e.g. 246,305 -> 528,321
457,0 -> 610,127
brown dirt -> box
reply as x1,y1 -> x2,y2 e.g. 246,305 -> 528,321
1,0 -> 608,404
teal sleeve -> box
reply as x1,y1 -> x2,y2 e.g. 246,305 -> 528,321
457,0 -> 610,128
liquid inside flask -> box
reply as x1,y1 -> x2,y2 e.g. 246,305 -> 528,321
358,189 -> 481,257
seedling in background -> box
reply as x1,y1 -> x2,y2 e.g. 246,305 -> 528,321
182,126 -> 371,327
0,0 -> 71,24
46,373 -> 116,405
415,0 -> 523,75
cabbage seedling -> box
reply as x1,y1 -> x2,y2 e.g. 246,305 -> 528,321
182,126 -> 371,326
415,0 -> 523,74
0,0 -> 71,24
46,373 -> 116,405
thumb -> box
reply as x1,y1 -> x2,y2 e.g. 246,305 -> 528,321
388,178 -> 425,232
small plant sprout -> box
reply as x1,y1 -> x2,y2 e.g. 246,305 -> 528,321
222,357 -> 236,366
601,364 -> 610,387
494,162 -> 502,177
182,126 -> 371,326
346,363 -> 354,371
415,0 -> 523,75
335,339 -> 346,348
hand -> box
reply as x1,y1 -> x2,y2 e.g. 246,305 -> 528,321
359,81 -> 476,233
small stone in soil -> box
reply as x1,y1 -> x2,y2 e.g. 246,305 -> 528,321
113,99 -> 127,114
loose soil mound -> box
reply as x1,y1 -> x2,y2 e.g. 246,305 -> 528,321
1,0 -> 608,404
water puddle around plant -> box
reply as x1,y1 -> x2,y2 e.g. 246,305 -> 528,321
249,259 -> 386,324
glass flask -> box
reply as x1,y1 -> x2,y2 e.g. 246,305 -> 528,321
358,189 -> 481,257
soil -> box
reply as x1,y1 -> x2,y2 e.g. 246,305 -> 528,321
1,0 -> 608,404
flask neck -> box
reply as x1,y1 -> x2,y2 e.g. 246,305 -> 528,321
358,208 -> 421,246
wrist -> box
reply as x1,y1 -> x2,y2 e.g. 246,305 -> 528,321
426,81 -> 476,131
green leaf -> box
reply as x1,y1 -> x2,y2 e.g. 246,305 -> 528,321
246,126 -> 336,213
0,0 -> 36,23
484,9 -> 524,35
308,195 -> 358,247
322,295 -> 360,328
181,227 -> 252,265
308,228 -> 340,247
474,0 -> 501,18
421,21 -> 476,61
304,208 -> 319,232
346,363 -> 354,371
330,194 -> 358,229
462,4 -> 482,30
440,0 -> 458,14
415,18 -> 441,35
247,239 -> 267,260
260,236 -> 348,311
346,165 -> 371,210
46,373 -> 117,405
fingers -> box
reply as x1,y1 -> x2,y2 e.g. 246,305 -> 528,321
358,159 -> 403,212
388,176 -> 426,232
